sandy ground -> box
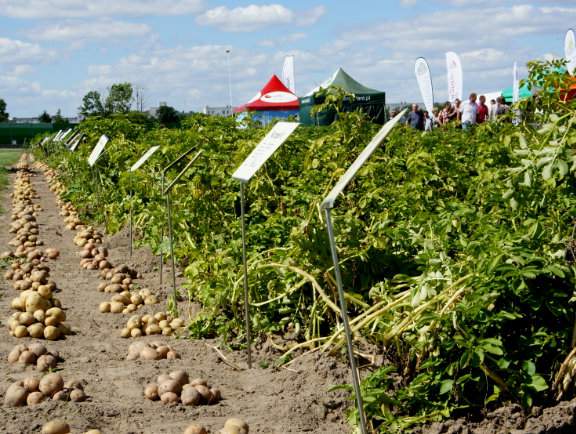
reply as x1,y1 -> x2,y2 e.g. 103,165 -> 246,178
0,166 -> 352,434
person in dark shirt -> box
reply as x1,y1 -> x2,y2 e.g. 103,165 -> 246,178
476,95 -> 489,124
407,104 -> 423,130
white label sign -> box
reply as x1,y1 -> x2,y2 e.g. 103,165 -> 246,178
70,138 -> 81,152
60,129 -> 72,141
232,122 -> 299,182
322,110 -> 406,209
88,135 -> 109,166
131,146 -> 160,172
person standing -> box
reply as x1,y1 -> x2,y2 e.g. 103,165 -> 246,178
460,93 -> 478,130
424,111 -> 433,131
476,95 -> 489,124
489,99 -> 497,121
406,104 -> 423,130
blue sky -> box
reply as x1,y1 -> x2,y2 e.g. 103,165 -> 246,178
0,0 -> 574,117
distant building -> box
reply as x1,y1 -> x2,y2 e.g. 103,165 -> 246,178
10,116 -> 83,125
203,105 -> 232,117
148,102 -> 167,118
11,117 -> 41,124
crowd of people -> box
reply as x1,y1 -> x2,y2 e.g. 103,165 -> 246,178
401,94 -> 511,131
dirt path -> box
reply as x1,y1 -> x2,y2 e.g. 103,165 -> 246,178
0,166 -> 351,433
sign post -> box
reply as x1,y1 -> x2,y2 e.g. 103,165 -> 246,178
320,110 -> 405,434
232,121 -> 299,368
162,150 -> 203,311
128,146 -> 160,257
88,135 -> 110,220
159,146 -> 199,286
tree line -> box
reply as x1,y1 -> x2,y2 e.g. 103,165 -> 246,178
0,82 -> 181,127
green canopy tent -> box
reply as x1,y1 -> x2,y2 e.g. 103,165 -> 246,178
501,83 -> 532,103
299,67 -> 386,125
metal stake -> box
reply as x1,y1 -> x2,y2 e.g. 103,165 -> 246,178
159,173 -> 164,287
162,150 -> 203,311
159,146 -> 198,288
166,190 -> 177,301
240,182 -> 252,369
129,189 -> 133,258
324,208 -> 368,434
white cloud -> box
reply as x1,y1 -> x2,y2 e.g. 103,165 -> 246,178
197,4 -> 325,31
197,4 -> 293,31
31,20 -> 151,41
0,0 -> 204,18
400,0 -> 417,5
0,37 -> 51,64
296,5 -> 326,26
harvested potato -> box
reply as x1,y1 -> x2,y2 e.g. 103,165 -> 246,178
27,391 -> 45,406
44,325 -> 61,341
144,372 -> 222,407
183,424 -> 208,434
70,388 -> 87,402
144,383 -> 159,401
4,382 -> 27,406
181,387 -> 202,406
37,354 -> 59,371
160,392 -> 179,405
41,420 -> 70,434
223,418 -> 249,434
39,373 -> 64,397
140,347 -> 160,361
23,377 -> 40,392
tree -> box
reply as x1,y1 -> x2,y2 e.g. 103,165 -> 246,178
157,104 -> 181,127
79,91 -> 104,117
52,109 -> 69,130
38,111 -> 51,123
105,83 -> 133,114
0,98 -> 9,122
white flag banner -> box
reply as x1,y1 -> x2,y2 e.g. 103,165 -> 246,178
282,55 -> 296,94
415,58 -> 435,116
512,62 -> 519,104
446,51 -> 463,102
565,29 -> 576,75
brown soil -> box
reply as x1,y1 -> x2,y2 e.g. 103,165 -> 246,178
415,400 -> 576,434
0,169 -> 351,434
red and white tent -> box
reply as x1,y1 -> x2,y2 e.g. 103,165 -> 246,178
235,75 -> 299,112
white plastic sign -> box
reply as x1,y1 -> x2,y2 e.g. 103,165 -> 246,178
70,138 -> 81,152
60,129 -> 72,141
131,146 -> 160,172
88,135 -> 109,166
232,122 -> 299,182
322,110 -> 406,209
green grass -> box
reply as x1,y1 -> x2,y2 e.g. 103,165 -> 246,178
0,148 -> 23,212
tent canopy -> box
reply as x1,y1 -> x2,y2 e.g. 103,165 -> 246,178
306,67 -> 382,96
300,67 -> 386,125
236,75 -> 299,112
501,83 -> 532,103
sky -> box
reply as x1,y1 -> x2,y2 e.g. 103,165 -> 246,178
0,0 -> 575,117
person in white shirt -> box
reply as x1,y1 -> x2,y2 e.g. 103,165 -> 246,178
489,99 -> 497,121
460,93 -> 478,130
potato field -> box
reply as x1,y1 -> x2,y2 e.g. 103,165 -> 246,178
2,60 -> 576,433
